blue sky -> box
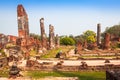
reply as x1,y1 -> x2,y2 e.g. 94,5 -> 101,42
0,0 -> 120,36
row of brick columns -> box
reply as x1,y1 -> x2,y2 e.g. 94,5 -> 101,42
40,18 -> 60,50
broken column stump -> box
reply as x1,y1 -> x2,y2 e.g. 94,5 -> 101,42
104,33 -> 110,49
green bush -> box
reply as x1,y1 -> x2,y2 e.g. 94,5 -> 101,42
60,37 -> 75,46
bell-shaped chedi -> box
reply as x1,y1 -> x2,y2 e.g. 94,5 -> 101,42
17,4 -> 29,38
40,18 -> 47,49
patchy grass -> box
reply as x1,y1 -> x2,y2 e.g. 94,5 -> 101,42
29,50 -> 37,57
25,71 -> 106,80
81,56 -> 118,59
0,70 -> 9,77
41,46 -> 75,58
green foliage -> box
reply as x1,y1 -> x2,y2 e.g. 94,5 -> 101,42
29,50 -> 37,57
0,49 -> 6,57
117,42 -> 120,48
103,24 -> 120,37
83,30 -> 96,43
41,46 -> 74,58
74,35 -> 84,44
0,70 -> 9,77
60,36 -> 75,46
41,48 -> 61,58
25,71 -> 105,80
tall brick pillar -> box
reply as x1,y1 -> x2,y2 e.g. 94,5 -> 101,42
49,24 -> 55,49
17,4 -> 29,47
17,4 -> 29,38
40,18 -> 47,49
104,33 -> 110,49
55,34 -> 60,48
97,23 -> 101,46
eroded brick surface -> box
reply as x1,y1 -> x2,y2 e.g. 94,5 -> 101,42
49,24 -> 55,49
40,18 -> 47,49
104,33 -> 110,49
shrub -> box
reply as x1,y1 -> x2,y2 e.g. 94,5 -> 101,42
60,37 -> 75,46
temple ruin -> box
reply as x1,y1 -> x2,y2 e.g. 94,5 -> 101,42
97,23 -> 101,46
49,24 -> 55,49
55,34 -> 60,48
17,4 -> 29,47
17,5 -> 29,38
104,33 -> 110,49
40,18 -> 47,49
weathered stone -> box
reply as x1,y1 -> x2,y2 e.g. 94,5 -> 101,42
49,24 -> 55,49
97,23 -> 101,46
104,33 -> 110,49
81,61 -> 88,69
55,34 -> 60,48
106,70 -> 120,80
26,60 -> 35,67
104,59 -> 110,63
76,41 -> 82,52
17,4 -> 30,48
87,42 -> 97,50
0,34 -> 8,46
9,62 -> 22,78
40,18 -> 47,49
17,4 -> 29,38
16,38 -> 22,46
56,51 -> 62,58
83,40 -> 87,49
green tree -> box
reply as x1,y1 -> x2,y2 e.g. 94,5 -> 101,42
83,30 -> 96,43
103,24 -> 120,37
60,36 -> 75,46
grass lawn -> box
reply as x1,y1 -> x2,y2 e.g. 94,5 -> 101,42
24,71 -> 106,80
0,70 -> 9,77
40,46 -> 74,58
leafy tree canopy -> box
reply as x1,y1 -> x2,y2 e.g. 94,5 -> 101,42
60,36 -> 75,46
83,30 -> 96,43
103,24 -> 120,37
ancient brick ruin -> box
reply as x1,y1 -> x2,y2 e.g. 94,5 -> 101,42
76,41 -> 82,53
49,24 -> 55,49
17,4 -> 29,47
40,18 -> 47,49
104,33 -> 110,49
55,34 -> 60,48
97,23 -> 101,46
17,4 -> 29,38
0,34 -> 8,48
